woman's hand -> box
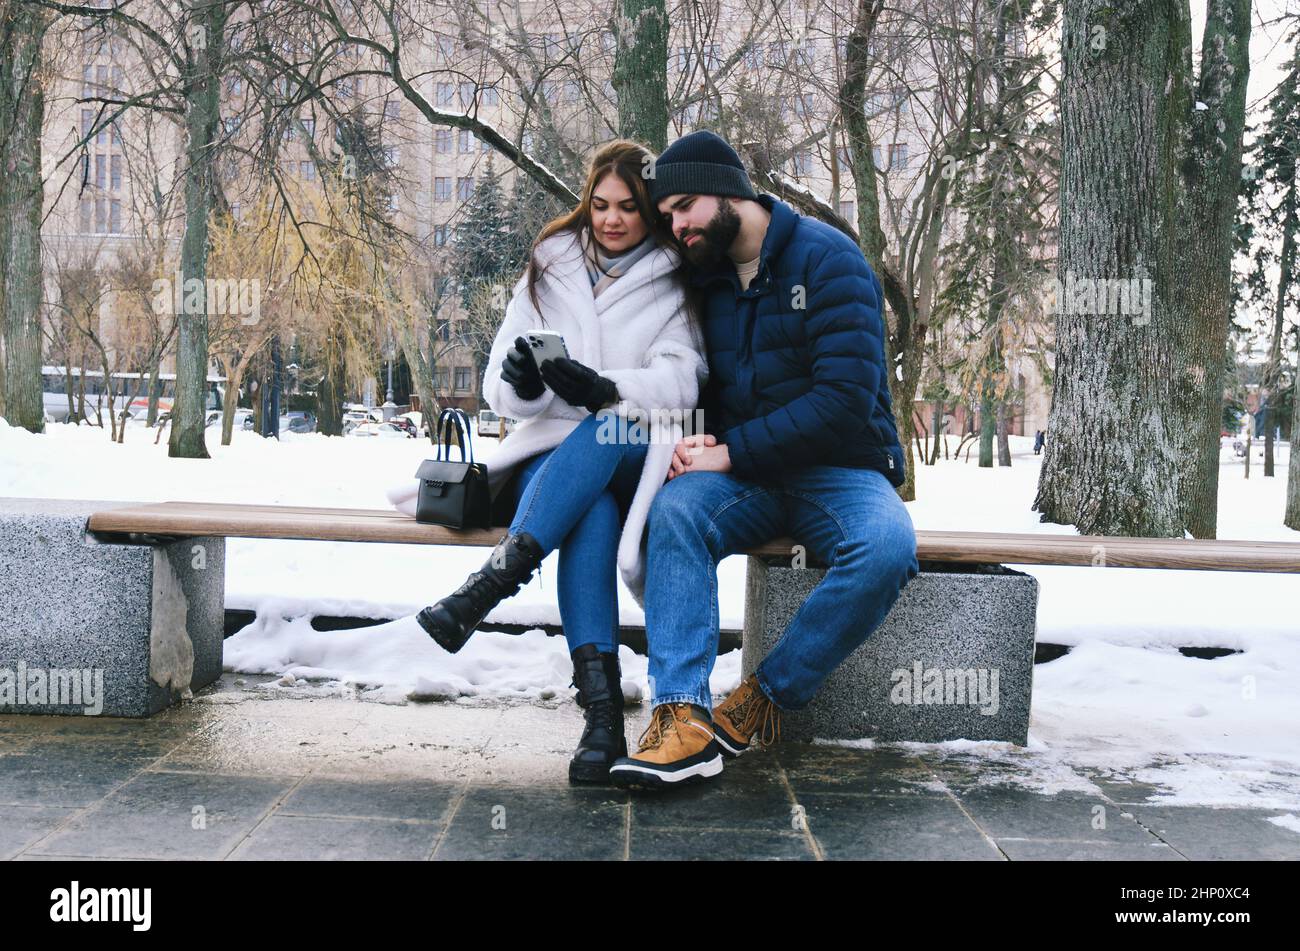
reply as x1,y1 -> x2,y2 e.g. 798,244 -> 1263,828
501,336 -> 545,401
539,357 -> 620,414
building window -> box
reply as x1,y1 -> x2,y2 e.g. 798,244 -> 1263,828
95,153 -> 106,188
434,368 -> 449,390
564,79 -> 579,102
436,82 -> 454,106
436,129 -> 451,153
482,86 -> 498,106
457,177 -> 474,200
838,200 -> 855,220
792,150 -> 812,176
433,224 -> 448,245
454,368 -> 470,391
434,177 -> 451,201
109,199 -> 121,233
299,160 -> 315,180
384,101 -> 400,119
888,142 -> 909,169
459,82 -> 475,108
79,199 -> 92,233
458,129 -> 474,153
95,198 -> 106,233
110,153 -> 122,190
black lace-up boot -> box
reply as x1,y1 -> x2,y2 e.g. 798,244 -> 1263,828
568,643 -> 627,784
416,531 -> 545,654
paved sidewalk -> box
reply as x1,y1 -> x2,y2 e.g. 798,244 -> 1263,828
2,674 -> 1297,861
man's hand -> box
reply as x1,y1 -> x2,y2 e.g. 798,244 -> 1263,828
666,433 -> 730,480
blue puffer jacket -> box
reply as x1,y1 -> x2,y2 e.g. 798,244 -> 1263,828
693,194 -> 905,487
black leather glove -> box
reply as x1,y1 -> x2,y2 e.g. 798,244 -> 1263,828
539,357 -> 620,414
500,336 -> 545,401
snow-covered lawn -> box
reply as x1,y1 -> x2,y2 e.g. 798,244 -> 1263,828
3,419 -> 1298,807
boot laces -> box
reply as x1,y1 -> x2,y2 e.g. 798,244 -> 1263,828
635,704 -> 681,753
725,681 -> 781,748
451,571 -> 505,613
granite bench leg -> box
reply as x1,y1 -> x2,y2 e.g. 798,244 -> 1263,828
0,498 -> 225,717
742,558 -> 1038,745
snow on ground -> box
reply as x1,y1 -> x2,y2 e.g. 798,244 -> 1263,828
2,419 -> 1298,806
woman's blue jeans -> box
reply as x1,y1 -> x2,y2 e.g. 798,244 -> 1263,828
507,412 -> 650,654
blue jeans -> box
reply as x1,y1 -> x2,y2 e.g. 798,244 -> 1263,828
507,412 -> 650,654
643,465 -> 919,711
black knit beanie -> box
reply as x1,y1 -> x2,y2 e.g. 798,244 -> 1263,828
649,130 -> 758,203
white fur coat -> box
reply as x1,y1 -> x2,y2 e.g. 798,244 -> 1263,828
385,230 -> 707,608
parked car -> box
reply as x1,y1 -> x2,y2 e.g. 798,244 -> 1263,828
205,408 -> 255,431
281,411 -> 316,434
388,415 -> 418,437
346,422 -> 409,438
477,408 -> 515,436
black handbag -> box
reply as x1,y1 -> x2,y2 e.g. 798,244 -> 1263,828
413,408 -> 492,529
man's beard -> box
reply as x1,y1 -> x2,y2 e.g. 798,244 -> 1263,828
678,197 -> 741,269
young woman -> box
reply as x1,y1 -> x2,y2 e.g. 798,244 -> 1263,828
387,140 -> 707,784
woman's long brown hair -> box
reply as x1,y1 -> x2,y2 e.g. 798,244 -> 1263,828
523,139 -> 703,352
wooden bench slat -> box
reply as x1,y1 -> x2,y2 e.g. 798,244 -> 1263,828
83,501 -> 1300,572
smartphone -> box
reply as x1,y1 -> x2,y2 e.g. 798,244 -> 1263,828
524,330 -> 571,368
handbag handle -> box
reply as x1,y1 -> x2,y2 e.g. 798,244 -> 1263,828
436,408 -> 475,463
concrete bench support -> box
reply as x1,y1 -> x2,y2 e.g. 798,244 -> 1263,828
742,557 -> 1039,745
0,499 -> 225,717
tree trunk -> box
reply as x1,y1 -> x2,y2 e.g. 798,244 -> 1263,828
1036,1 -> 1215,536
145,359 -> 162,427
1287,343 -> 1300,528
1,3 -> 46,433
316,332 -> 345,437
997,400 -> 1012,466
395,320 -> 438,433
613,0 -> 669,151
220,359 -> 244,446
168,1 -> 226,459
929,400 -> 944,465
978,387 -> 995,468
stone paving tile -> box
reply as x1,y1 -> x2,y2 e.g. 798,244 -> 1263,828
229,814 -> 442,861
797,791 -> 1004,860
629,826 -> 815,861
0,739 -> 161,807
275,776 -> 460,823
24,770 -> 294,860
777,744 -> 949,798
0,803 -> 81,860
432,785 -> 627,861
947,787 -> 1158,845
627,756 -> 793,833
1122,805 -> 1300,861
994,839 -> 1187,861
